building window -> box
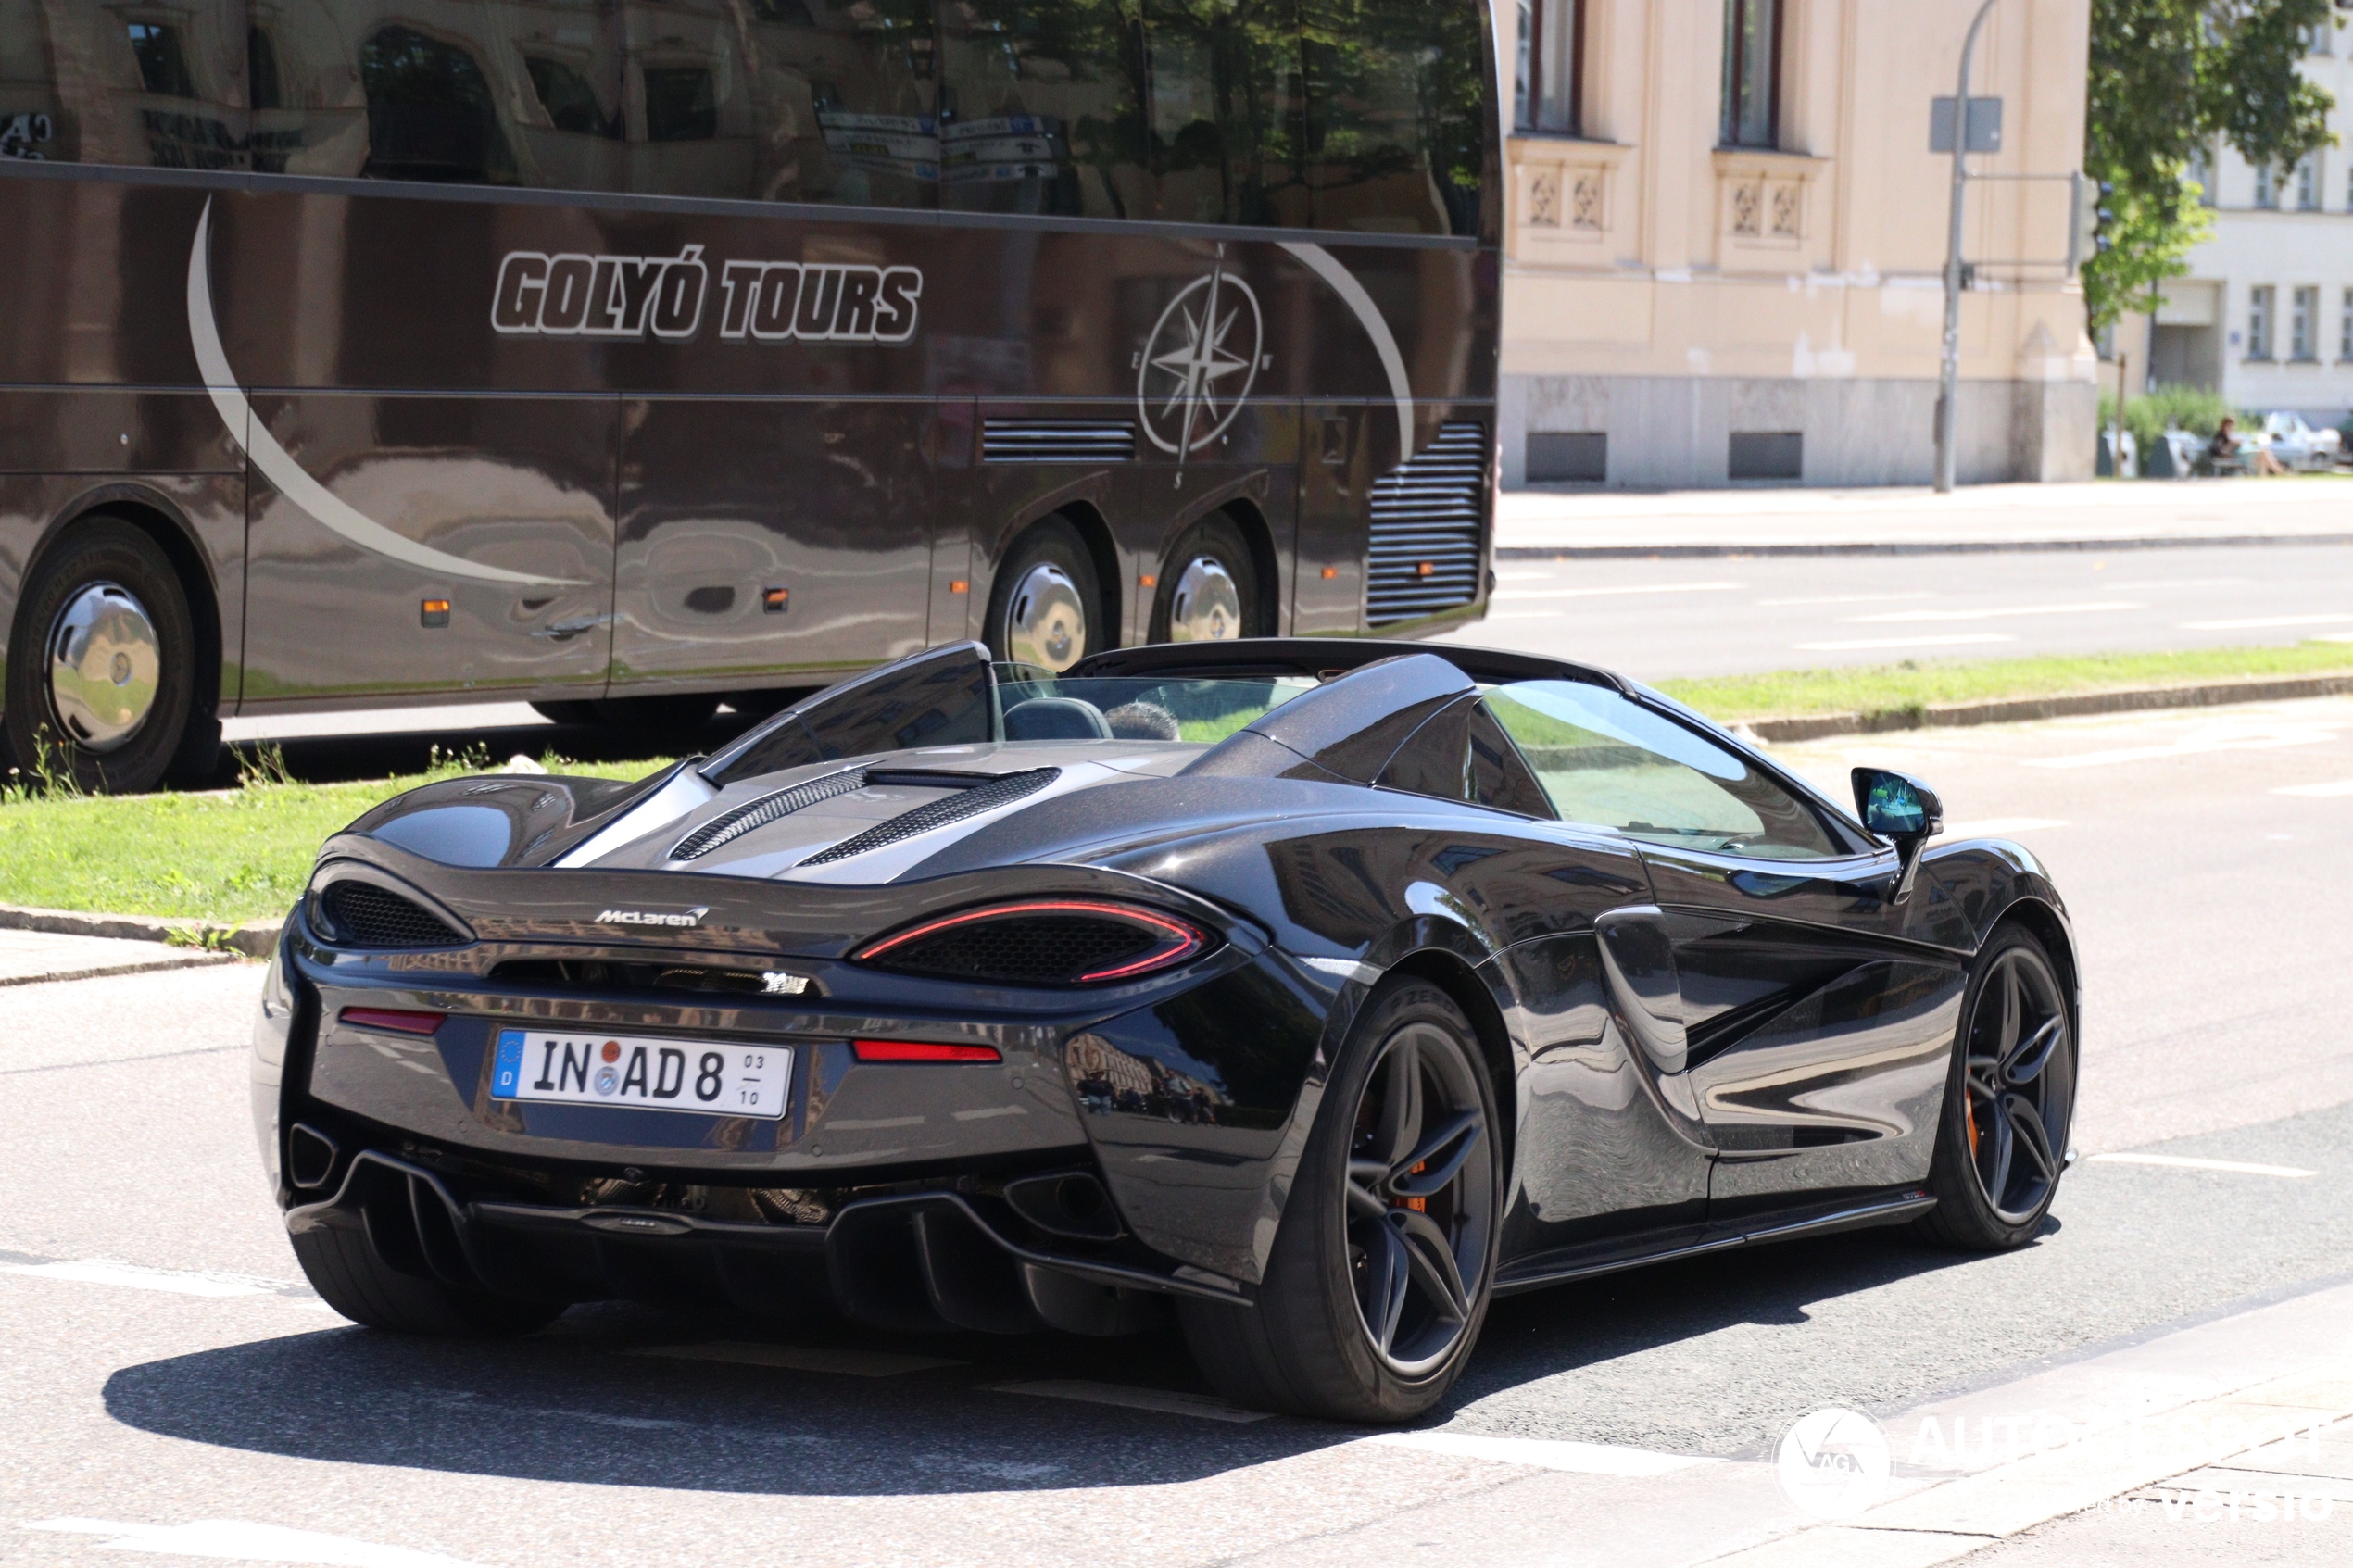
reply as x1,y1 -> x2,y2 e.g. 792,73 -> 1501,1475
1516,0 -> 1584,134
2292,285 -> 2319,360
1719,0 -> 1780,149
2254,162 -> 2278,208
2248,285 -> 2275,359
2341,287 -> 2353,360
2296,154 -> 2320,210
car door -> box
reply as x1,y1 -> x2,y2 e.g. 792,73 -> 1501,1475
1484,679 -> 1971,1220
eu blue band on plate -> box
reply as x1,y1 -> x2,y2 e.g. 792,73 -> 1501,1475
492,1029 -> 526,1098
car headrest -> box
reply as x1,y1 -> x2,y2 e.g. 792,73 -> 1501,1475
1003,697 -> 1114,742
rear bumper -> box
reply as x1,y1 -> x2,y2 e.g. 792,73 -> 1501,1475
292,1148 -> 1247,1333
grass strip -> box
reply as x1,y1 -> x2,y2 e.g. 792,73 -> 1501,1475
0,747 -> 667,924
1655,640 -> 2353,722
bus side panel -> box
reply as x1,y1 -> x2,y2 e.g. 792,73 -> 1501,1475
611,396 -> 935,692
238,393 -> 617,706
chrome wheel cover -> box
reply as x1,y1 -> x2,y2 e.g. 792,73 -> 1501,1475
1005,563 -> 1087,673
1167,556 -> 1242,643
46,581 -> 160,753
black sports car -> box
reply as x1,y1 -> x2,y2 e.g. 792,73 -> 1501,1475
251,639 -> 2080,1421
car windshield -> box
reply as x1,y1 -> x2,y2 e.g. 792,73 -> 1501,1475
991,666 -> 1319,745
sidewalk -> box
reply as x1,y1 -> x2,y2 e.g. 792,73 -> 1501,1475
1498,478 -> 2353,557
0,926 -> 237,986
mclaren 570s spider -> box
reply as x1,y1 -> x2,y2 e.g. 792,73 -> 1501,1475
252,638 -> 2079,1421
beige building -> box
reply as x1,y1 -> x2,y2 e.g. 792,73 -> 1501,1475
1498,0 -> 2098,489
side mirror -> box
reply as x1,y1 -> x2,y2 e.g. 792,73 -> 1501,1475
1851,767 -> 1944,901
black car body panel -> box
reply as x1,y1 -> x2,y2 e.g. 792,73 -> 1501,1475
254,638 -> 2077,1331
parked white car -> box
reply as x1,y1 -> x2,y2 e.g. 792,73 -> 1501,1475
2259,411 -> 2345,471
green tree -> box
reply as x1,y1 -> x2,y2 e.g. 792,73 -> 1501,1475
2082,0 -> 2338,334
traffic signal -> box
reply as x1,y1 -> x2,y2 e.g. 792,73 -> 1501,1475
2070,174 -> 2115,273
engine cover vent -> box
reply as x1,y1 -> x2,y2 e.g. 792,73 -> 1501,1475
799,769 -> 1059,866
1365,421 -> 1488,625
670,769 -> 869,861
982,420 -> 1137,464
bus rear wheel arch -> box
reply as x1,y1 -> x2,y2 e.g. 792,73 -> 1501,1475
985,515 -> 1108,674
1149,510 -> 1273,646
4,513 -> 214,794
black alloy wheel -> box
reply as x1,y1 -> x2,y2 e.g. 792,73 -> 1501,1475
1148,513 -> 1264,646
3,516 -> 212,793
986,517 -> 1101,674
1919,926 -> 2077,1249
1178,979 -> 1500,1421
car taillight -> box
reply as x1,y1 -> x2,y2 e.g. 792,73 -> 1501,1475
852,899 -> 1212,986
853,1039 -> 1001,1063
339,1008 -> 446,1035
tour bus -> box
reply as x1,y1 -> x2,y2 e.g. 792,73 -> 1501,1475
0,0 -> 1499,792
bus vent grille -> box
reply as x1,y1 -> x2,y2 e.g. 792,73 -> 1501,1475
982,420 -> 1138,464
670,769 -> 870,862
1365,422 -> 1489,625
799,769 -> 1059,866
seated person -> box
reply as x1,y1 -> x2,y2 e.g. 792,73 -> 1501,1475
2211,416 -> 2285,475
1103,701 -> 1181,741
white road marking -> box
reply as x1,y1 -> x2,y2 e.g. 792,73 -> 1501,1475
1362,1430 -> 1718,1475
2024,723 -> 2336,769
1754,591 -> 1935,607
1793,633 -> 2016,651
23,1518 -> 484,1568
3,1260 -> 273,1298
1937,818 -> 2068,838
2179,613 -> 2353,630
1496,581 -> 1744,600
1842,601 -> 2145,624
2098,577 -> 2251,590
2087,1153 -> 2317,1178
630,1341 -> 962,1378
994,1380 -> 1269,1424
2273,779 -> 2353,797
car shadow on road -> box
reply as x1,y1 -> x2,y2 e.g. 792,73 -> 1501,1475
100,1222 -> 2026,1496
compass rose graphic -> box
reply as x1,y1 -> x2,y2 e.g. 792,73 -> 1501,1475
1136,270 -> 1264,456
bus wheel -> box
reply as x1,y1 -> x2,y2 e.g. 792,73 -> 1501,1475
528,700 -> 605,727
987,519 -> 1101,674
4,517 -> 199,794
1149,515 -> 1262,646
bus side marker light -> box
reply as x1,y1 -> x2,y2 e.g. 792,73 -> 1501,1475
1321,568 -> 1339,580
763,587 -> 788,614
420,599 -> 451,628
950,580 -> 969,595
1139,574 -> 1157,588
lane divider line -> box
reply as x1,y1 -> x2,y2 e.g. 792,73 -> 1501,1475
25,1517 -> 485,1568
2086,1153 -> 2318,1179
627,1342 -> 963,1378
992,1379 -> 1270,1424
1362,1429 -> 1719,1476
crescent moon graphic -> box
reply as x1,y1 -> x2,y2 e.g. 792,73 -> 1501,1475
186,198 -> 585,588
1277,241 -> 1417,463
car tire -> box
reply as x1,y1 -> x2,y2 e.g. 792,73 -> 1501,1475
1916,924 -> 2077,1251
291,1224 -> 567,1336
986,518 -> 1101,674
1177,978 -> 1502,1422
1149,513 -> 1264,646
3,516 -> 203,794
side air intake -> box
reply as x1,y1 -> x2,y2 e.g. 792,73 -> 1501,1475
981,420 -> 1137,463
670,770 -> 869,861
1366,421 -> 1488,625
312,881 -> 471,949
799,769 -> 1059,866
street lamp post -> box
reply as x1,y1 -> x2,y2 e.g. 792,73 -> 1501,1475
1936,0 -> 2004,495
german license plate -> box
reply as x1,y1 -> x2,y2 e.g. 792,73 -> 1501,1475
491,1030 -> 789,1120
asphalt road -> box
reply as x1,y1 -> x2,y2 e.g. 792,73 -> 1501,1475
1441,543 -> 2353,681
5,697 -> 2351,1565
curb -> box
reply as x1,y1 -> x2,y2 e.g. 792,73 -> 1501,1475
0,951 -> 242,988
0,902 -> 281,960
1495,532 -> 2353,560
1733,672 -> 2353,745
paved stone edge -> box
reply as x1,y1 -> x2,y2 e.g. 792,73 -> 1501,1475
1735,673 -> 2353,745
0,902 -> 279,960
1494,532 -> 2353,559
0,951 -> 239,988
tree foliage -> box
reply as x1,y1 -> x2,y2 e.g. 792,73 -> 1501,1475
2082,0 -> 2339,332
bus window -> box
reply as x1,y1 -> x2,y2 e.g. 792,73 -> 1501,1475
1141,0 -> 1304,228
0,1 -> 246,168
938,0 -> 1149,220
1300,0 -> 1487,235
359,25 -> 517,184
